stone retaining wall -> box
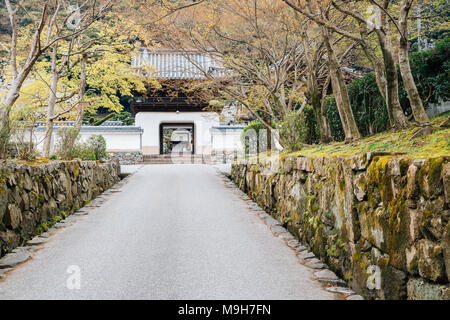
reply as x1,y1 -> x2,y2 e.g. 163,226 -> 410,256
0,159 -> 120,257
231,154 -> 450,300
108,151 -> 143,165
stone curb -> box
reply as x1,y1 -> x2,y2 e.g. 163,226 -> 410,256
0,249 -> 31,269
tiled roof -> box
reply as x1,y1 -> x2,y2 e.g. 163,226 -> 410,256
35,121 -> 126,127
131,48 -> 227,80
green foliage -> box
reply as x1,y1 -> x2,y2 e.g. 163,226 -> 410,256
86,113 -> 115,126
54,128 -> 107,161
406,38 -> 450,108
286,113 -> 450,158
280,107 -> 318,151
113,111 -> 135,125
54,127 -> 80,160
74,143 -> 96,161
326,97 -> 345,142
34,222 -> 49,235
83,111 -> 135,126
52,215 -> 62,224
85,135 -> 108,160
71,135 -> 108,161
409,1 -> 450,49
326,38 -> 449,141
241,120 -> 275,154
83,49 -> 150,114
242,120 -> 273,136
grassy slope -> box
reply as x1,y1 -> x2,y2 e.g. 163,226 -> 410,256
287,112 -> 450,159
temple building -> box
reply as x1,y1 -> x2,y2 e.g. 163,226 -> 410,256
130,48 -> 245,163
32,48 -> 246,164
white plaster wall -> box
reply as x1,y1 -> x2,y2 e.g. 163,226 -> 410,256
211,129 -> 243,151
135,112 -> 220,155
78,132 -> 141,151
427,99 -> 450,118
30,130 -> 142,153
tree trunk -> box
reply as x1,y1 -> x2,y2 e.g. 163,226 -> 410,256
262,111 -> 272,153
0,73 -> 34,157
376,19 -> 410,129
0,94 -> 16,157
0,1 -> 49,158
74,53 -> 88,130
322,27 -> 361,141
309,78 -> 332,143
359,26 -> 393,125
304,33 -> 332,144
319,76 -> 333,143
43,45 -> 59,158
398,0 -> 430,125
0,108 -> 12,158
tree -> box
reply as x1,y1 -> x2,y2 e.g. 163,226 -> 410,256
328,0 -> 410,129
1,0 -> 50,157
284,0 -> 432,128
0,0 -> 112,158
301,20 -> 354,144
397,0 -> 430,125
39,1 -> 114,157
149,0 -> 325,148
283,0 -> 362,141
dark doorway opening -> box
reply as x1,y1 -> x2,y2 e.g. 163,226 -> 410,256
159,123 -> 195,155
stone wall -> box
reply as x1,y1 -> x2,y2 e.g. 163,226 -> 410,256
231,154 -> 450,300
108,151 -> 143,165
0,159 -> 120,257
211,150 -> 238,164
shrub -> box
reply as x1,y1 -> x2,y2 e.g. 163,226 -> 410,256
54,129 -> 107,161
85,134 -> 108,160
280,107 -> 318,151
13,123 -> 38,161
54,127 -> 80,160
73,143 -> 96,161
241,120 -> 275,154
3,105 -> 42,160
15,141 -> 37,161
407,37 -> 450,108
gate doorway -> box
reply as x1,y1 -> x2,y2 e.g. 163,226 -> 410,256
159,123 -> 195,155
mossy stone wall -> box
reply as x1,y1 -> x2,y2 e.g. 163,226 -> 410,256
0,159 -> 120,257
231,153 -> 450,300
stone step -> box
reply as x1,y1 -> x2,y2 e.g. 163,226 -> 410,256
143,156 -> 212,164
143,160 -> 211,163
143,162 -> 210,165
143,155 -> 206,160
143,154 -> 211,164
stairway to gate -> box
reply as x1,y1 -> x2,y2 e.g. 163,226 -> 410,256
143,154 -> 212,164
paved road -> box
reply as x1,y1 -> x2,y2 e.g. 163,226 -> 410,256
0,165 -> 335,300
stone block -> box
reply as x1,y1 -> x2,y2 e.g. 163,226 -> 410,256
417,239 -> 446,282
4,204 -> 21,229
407,278 -> 450,300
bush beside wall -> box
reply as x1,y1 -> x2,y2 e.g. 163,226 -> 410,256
231,154 -> 450,300
0,159 -> 120,257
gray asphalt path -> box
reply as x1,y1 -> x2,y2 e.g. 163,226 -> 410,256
0,165 -> 335,300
